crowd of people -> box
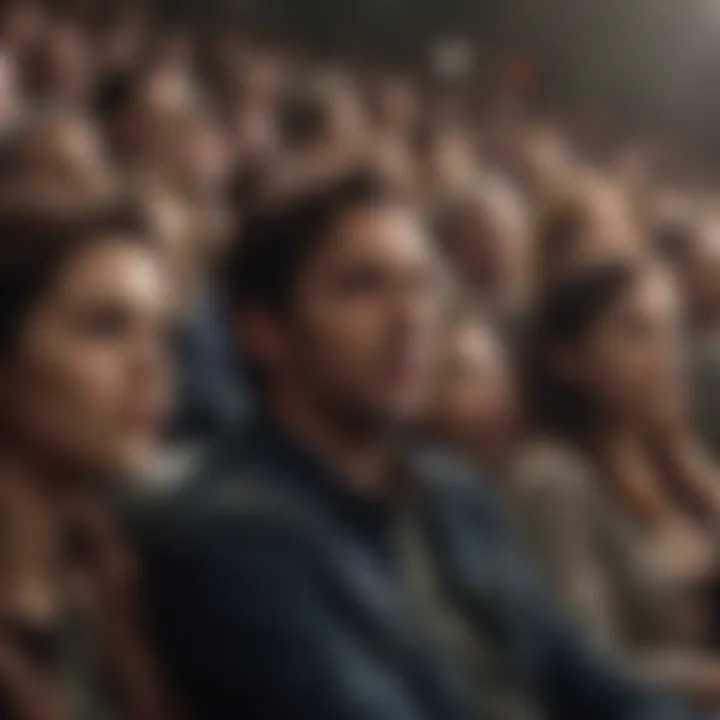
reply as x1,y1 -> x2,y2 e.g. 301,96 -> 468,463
3,0 -> 720,718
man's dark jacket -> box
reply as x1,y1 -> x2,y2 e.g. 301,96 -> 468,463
136,415 -> 687,720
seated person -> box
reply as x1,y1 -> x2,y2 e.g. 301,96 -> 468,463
512,262 -> 720,711
138,168 -> 687,720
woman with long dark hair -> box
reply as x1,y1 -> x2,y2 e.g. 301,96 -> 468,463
512,261 -> 720,708
0,199 -> 178,719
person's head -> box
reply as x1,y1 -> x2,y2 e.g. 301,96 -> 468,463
278,72 -> 366,154
429,306 -> 519,467
675,216 -> 720,331
525,262 -> 685,441
0,0 -> 46,54
413,122 -> 476,203
25,23 -> 93,104
537,173 -> 643,285
436,176 -> 531,314
94,67 -> 195,165
511,128 -> 574,202
227,167 -> 442,436
7,106 -> 112,194
161,109 -> 232,200
93,6 -> 148,76
369,74 -> 419,136
137,181 -> 196,307
0,50 -> 20,128
0,199 -> 170,482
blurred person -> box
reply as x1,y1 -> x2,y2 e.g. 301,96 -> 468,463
428,305 -> 521,475
512,262 -> 720,709
679,217 -> 720,335
139,167 -> 685,720
435,175 -> 532,330
0,200 -> 177,719
161,109 -> 233,202
537,173 -> 643,285
667,216 -> 720,460
94,67 -> 197,171
228,94 -> 278,166
152,27 -> 196,75
3,105 -> 113,195
24,23 -> 93,105
0,49 -> 21,128
139,182 -> 198,308
92,7 -> 148,77
509,128 -> 575,205
240,48 -> 291,112
277,71 -> 368,157
0,0 -> 46,56
139,181 -> 243,442
369,73 -> 419,140
413,122 -> 478,207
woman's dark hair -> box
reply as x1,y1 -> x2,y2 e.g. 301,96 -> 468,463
522,262 -> 640,439
0,197 -> 148,358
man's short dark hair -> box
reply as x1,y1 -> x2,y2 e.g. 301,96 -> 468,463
225,166 -> 408,315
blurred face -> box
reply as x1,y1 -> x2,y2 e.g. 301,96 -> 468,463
549,183 -> 643,283
263,203 -> 442,432
122,70 -> 194,161
168,116 -> 232,197
3,2 -> 46,52
684,221 -> 720,326
327,89 -> 367,150
374,78 -> 418,135
44,26 -> 93,103
2,240 -> 171,481
432,322 -> 518,461
24,118 -> 111,194
233,101 -> 278,162
96,15 -> 146,74
573,268 -> 685,429
572,193 -> 641,269
518,132 -> 573,200
425,133 -> 474,195
451,189 -> 530,306
0,51 -> 19,126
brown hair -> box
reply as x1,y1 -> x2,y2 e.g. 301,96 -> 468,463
0,195 -> 149,356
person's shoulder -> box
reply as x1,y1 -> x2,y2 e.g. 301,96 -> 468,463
413,444 -> 509,527
129,424 -> 319,562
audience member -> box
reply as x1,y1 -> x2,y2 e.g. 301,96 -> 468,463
512,262 -> 720,709
435,175 -> 532,329
139,169 -> 684,720
0,199 -> 177,720
429,304 -> 521,475
2,105 -> 113,195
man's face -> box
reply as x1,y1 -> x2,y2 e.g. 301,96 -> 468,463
280,203 -> 442,431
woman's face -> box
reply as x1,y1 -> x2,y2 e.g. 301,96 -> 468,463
2,239 -> 171,481
432,322 -> 518,461
577,268 -> 685,429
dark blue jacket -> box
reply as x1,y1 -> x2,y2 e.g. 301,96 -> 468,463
168,286 -> 246,442
138,416 -> 688,720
